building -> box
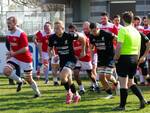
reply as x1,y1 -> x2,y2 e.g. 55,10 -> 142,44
44,0 -> 150,30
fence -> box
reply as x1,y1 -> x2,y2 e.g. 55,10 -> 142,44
0,10 -> 65,35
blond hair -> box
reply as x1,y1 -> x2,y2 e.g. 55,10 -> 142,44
54,20 -> 64,29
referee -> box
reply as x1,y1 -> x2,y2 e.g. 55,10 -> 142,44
113,11 -> 147,111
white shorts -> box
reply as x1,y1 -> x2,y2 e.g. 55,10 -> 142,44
75,60 -> 93,70
6,57 -> 33,71
92,53 -> 98,66
42,52 -> 49,60
51,55 -> 60,64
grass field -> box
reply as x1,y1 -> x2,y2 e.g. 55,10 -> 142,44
0,76 -> 150,113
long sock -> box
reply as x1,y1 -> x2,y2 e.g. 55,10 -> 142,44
96,74 -> 99,81
44,66 -> 49,81
120,88 -> 128,108
70,83 -> 77,94
105,89 -> 112,95
64,82 -> 70,91
9,71 -> 22,83
130,85 -> 144,101
30,80 -> 41,95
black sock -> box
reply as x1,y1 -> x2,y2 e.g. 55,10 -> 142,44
105,89 -> 112,95
120,88 -> 128,108
63,82 -> 70,91
134,77 -> 138,84
16,67 -> 21,77
70,84 -> 76,94
130,85 -> 144,101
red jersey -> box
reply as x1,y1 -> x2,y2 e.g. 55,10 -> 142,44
7,27 -> 32,63
98,22 -> 118,35
36,31 -> 50,52
73,36 -> 91,62
143,26 -> 150,35
98,22 -> 118,49
135,25 -> 144,33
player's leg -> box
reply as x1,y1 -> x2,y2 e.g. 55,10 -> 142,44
43,59 -> 49,84
51,55 -> 60,86
3,59 -> 23,92
22,62 -> 41,98
8,62 -> 21,85
128,64 -> 147,109
105,67 -> 119,94
36,62 -> 42,80
84,61 -> 100,93
74,60 -> 85,94
51,64 -> 59,86
60,63 -> 80,104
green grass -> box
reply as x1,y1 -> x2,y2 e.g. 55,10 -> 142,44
0,76 -> 150,113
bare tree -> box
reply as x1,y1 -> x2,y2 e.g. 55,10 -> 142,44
12,0 -> 41,8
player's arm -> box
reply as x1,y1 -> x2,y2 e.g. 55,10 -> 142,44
10,47 -> 28,57
138,34 -> 150,64
90,43 -> 95,60
76,33 -> 87,58
48,35 -> 55,58
48,46 -> 56,58
38,42 -> 42,61
114,42 -> 122,61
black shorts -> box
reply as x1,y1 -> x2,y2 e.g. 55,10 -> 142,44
98,57 -> 115,68
139,60 -> 148,76
60,60 -> 77,71
116,55 -> 138,79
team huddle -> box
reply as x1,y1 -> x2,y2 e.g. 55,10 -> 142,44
3,11 -> 150,111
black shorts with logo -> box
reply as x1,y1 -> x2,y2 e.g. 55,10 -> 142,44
116,55 -> 138,79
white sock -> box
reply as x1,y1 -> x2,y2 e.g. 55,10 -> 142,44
9,71 -> 22,83
53,77 -> 58,82
94,81 -> 99,87
96,75 -> 99,81
79,85 -> 85,91
30,80 -> 41,95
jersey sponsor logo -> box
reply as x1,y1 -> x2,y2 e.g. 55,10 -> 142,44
65,40 -> 68,44
101,37 -> 105,41
95,43 -> 106,50
57,46 -> 68,50
58,50 -> 69,55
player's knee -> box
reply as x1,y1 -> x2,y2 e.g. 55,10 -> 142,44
3,67 -> 12,77
24,72 -> 33,84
